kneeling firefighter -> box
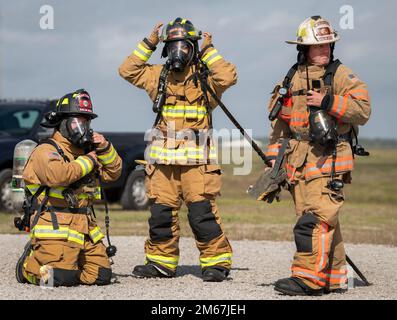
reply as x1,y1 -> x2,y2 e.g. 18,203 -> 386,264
265,17 -> 371,295
15,89 -> 122,286
119,18 -> 237,282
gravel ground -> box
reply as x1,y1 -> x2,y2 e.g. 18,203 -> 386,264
0,234 -> 396,300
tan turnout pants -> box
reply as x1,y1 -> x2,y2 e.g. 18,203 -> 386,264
143,164 -> 232,273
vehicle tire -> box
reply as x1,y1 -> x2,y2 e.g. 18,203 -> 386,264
0,169 -> 14,213
121,169 -> 149,210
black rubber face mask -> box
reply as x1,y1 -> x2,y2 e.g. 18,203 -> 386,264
166,40 -> 193,72
60,117 -> 93,149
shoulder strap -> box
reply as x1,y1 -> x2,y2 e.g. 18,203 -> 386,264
283,63 -> 299,88
152,63 -> 171,128
323,59 -> 342,88
39,138 -> 70,162
196,64 -> 213,129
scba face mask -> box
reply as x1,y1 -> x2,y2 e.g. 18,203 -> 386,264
166,40 -> 193,72
60,117 -> 93,148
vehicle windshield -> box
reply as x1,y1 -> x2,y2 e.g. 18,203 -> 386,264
0,106 -> 40,136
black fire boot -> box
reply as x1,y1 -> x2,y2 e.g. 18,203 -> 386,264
15,241 -> 32,284
202,267 -> 229,282
132,263 -> 176,278
274,277 -> 324,296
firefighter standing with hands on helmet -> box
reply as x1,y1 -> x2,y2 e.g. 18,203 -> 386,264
15,89 -> 122,286
265,16 -> 371,295
119,18 -> 237,282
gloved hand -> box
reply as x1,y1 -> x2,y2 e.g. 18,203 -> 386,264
307,90 -> 326,108
148,22 -> 163,47
200,32 -> 213,51
247,166 -> 288,204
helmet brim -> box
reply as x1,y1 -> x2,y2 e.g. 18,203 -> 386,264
285,37 -> 340,45
56,111 -> 98,119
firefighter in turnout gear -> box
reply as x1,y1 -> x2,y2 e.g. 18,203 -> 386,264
119,18 -> 237,282
15,89 -> 122,286
266,17 -> 371,295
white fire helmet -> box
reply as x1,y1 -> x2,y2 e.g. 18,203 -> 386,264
286,16 -> 340,45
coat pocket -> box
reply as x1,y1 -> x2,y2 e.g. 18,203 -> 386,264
200,164 -> 222,196
144,164 -> 157,199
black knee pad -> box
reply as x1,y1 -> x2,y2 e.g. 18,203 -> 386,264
293,213 -> 319,253
149,203 -> 173,242
94,267 -> 112,286
52,269 -> 80,287
187,200 -> 222,243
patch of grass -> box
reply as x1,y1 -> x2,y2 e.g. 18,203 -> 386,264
2,149 -> 396,245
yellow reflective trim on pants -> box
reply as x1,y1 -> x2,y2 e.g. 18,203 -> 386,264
200,253 -> 232,268
146,254 -> 179,271
75,156 -> 93,177
98,145 -> 117,165
31,225 -> 85,245
89,226 -> 104,244
22,249 -> 38,285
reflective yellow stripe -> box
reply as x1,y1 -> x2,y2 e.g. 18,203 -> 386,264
26,184 -> 92,200
202,49 -> 223,67
26,184 -> 64,199
89,226 -> 104,244
133,42 -> 153,62
200,253 -> 232,268
31,225 -> 85,245
162,105 -> 208,119
149,146 -> 217,161
61,98 -> 69,105
202,49 -> 218,62
97,145 -> 117,165
22,249 -> 38,285
94,187 -> 102,200
75,156 -> 93,177
207,55 -> 223,66
137,43 -> 152,55
181,18 -> 187,24
146,254 -> 179,270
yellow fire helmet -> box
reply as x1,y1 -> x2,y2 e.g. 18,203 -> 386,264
286,16 -> 340,45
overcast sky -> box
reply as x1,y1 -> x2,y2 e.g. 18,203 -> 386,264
0,0 -> 395,138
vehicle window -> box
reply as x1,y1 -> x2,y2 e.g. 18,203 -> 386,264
13,110 -> 40,129
0,108 -> 40,136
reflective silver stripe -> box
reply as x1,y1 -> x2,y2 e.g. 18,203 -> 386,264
98,146 -> 117,165
292,270 -> 325,282
325,273 -> 347,279
318,223 -> 327,270
332,95 -> 344,116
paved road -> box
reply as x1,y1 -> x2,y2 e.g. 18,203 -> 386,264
1,235 -> 396,300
